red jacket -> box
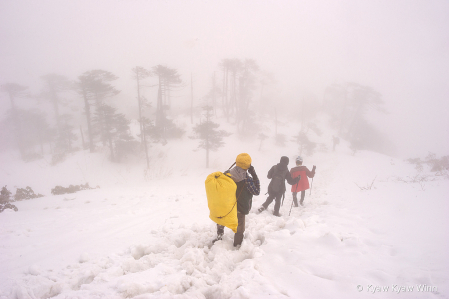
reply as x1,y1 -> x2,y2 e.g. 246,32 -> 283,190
290,165 -> 315,192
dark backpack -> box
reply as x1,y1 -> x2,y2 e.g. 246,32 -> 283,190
268,165 -> 287,194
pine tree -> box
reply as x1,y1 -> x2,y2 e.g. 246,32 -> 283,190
152,65 -> 183,140
92,104 -> 135,162
0,83 -> 28,158
52,114 -> 78,163
293,131 -> 316,156
76,70 -> 120,152
2,109 -> 52,160
191,106 -> 230,168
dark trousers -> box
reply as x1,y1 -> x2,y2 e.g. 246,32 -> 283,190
217,211 -> 246,246
292,190 -> 306,206
262,193 -> 283,214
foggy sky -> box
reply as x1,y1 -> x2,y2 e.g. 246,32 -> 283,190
0,0 -> 448,157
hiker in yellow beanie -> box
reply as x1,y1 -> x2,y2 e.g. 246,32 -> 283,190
236,153 -> 251,169
214,153 -> 260,247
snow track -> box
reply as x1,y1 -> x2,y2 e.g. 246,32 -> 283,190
7,215 -> 304,299
1,150 -> 448,298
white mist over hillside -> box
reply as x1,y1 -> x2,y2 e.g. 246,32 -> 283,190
1,114 -> 448,298
1,1 -> 449,298
0,0 -> 448,158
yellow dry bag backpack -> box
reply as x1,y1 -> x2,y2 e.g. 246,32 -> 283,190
205,171 -> 238,233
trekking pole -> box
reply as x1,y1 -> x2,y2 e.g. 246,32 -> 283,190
310,166 -> 316,196
310,177 -> 314,195
289,196 -> 294,216
289,179 -> 300,216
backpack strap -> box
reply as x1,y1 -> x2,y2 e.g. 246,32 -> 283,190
217,183 -> 244,219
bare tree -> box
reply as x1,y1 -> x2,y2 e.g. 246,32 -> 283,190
132,66 -> 152,169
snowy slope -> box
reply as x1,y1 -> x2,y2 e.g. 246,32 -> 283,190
1,125 -> 448,298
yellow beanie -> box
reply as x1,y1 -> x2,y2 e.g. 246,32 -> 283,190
236,153 -> 251,170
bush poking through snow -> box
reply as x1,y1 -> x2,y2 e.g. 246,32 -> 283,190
354,177 -> 377,190
0,186 -> 18,212
293,131 -> 317,156
394,173 -> 437,191
0,185 -> 12,202
0,202 -> 18,213
14,186 -> 44,201
51,183 -> 96,195
407,152 -> 449,173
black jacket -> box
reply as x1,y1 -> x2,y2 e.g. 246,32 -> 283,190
267,156 -> 300,195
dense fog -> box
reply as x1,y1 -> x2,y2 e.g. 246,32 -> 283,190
1,0 -> 448,161
1,2 -> 449,298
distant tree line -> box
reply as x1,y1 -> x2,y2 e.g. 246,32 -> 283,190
1,58 -> 393,169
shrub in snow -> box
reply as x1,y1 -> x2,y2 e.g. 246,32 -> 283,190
164,118 -> 186,139
0,185 -> 18,212
14,186 -> 44,201
407,153 -> 449,174
0,202 -> 19,212
0,185 -> 12,201
114,138 -> 140,163
51,183 -> 96,195
293,131 -> 317,156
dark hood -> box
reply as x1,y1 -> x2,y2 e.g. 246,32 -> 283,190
277,156 -> 289,168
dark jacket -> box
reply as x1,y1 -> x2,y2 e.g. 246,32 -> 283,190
267,156 -> 300,195
226,167 -> 260,215
236,173 -> 260,215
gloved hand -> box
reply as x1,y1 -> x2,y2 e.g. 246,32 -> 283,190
248,165 -> 257,176
312,165 -> 316,171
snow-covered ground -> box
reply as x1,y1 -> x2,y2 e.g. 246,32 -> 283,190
1,133 -> 448,298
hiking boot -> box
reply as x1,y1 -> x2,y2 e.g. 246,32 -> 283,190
212,233 -> 223,244
273,211 -> 281,217
257,206 -> 266,213
233,233 -> 243,247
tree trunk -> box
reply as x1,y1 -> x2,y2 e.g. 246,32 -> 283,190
80,125 -> 85,149
82,89 -> 94,152
339,88 -> 348,135
50,86 -> 61,135
225,68 -> 229,121
136,70 -> 144,145
142,121 -> 150,169
206,138 -> 209,168
300,97 -> 305,132
8,94 -> 25,158
212,72 -> 216,116
108,134 -> 114,161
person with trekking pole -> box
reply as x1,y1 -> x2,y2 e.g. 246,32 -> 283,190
290,156 -> 316,207
258,156 -> 299,217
